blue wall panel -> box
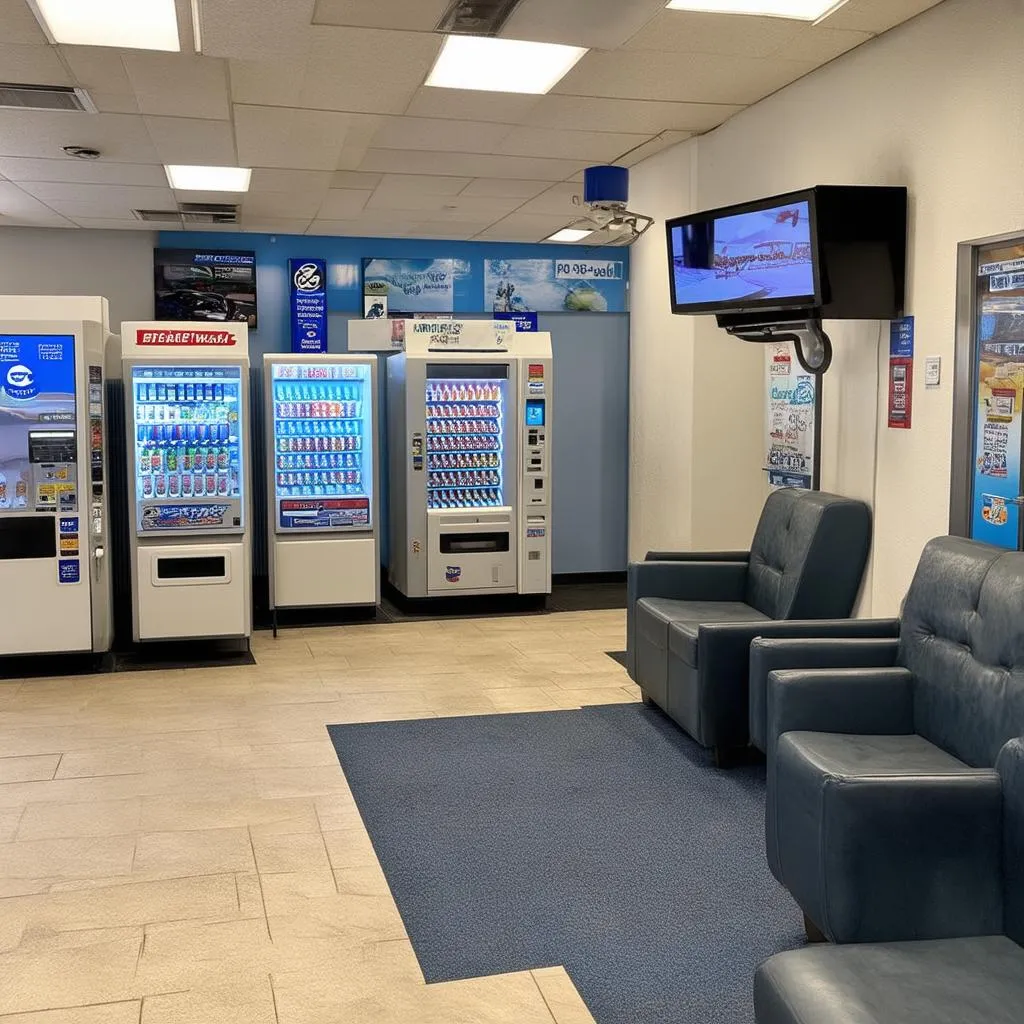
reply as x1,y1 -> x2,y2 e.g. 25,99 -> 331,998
159,231 -> 630,576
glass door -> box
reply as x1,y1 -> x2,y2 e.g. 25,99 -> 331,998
425,364 -> 508,510
968,238 -> 1024,549
131,364 -> 245,533
271,361 -> 373,531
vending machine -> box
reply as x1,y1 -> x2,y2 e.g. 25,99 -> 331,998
387,323 -> 553,599
0,296 -> 114,657
264,354 -> 379,623
122,321 -> 251,643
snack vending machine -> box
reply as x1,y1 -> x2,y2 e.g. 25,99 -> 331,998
387,325 -> 553,598
122,322 -> 251,642
0,296 -> 114,657
264,354 -> 379,623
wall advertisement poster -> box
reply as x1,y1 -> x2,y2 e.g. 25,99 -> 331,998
764,341 -> 816,490
484,258 -> 627,314
971,240 -> 1024,548
362,258 -> 456,315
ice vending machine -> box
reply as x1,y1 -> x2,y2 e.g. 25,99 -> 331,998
122,322 -> 251,642
387,325 -> 553,598
264,355 -> 379,619
0,296 -> 114,656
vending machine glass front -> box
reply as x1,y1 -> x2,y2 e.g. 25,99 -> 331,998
0,334 -> 77,518
131,365 -> 245,534
271,362 -> 373,532
425,364 -> 508,510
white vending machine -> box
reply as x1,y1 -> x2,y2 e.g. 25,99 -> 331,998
122,321 -> 252,642
0,296 -> 114,657
264,354 -> 379,625
387,324 -> 553,599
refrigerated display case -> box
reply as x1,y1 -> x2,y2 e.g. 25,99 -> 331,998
122,321 -> 251,643
387,324 -> 552,599
264,355 -> 379,620
0,297 -> 114,657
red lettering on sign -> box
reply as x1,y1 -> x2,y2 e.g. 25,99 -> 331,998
136,330 -> 237,346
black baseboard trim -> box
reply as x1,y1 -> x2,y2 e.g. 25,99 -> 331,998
553,571 -> 627,586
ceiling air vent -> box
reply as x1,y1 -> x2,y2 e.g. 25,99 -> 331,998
0,83 -> 95,112
436,0 -> 522,36
133,210 -> 183,224
177,202 -> 239,225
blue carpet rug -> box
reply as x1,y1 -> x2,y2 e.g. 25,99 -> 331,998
327,703 -> 804,1024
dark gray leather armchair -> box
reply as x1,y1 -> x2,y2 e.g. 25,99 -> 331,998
754,736 -> 1024,1024
626,489 -> 875,759
763,536 -> 1024,945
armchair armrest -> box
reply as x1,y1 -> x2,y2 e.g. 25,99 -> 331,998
748,635 -> 901,752
626,560 -> 749,679
645,550 -> 750,563
996,736 -> 1024,933
692,618 -> 902,749
767,666 -> 915,750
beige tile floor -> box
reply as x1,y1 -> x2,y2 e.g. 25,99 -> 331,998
0,609 -> 636,1024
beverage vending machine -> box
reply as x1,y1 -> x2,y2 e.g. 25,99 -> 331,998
0,296 -> 114,657
264,354 -> 379,625
387,323 -> 553,598
122,321 -> 251,642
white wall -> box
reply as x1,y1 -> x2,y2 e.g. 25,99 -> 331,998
629,0 -> 1024,615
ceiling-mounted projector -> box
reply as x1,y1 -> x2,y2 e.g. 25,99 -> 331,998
561,166 -> 654,247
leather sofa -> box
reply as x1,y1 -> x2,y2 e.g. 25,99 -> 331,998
754,737 -> 1024,1024
627,489 -> 876,760
761,536 -> 1024,944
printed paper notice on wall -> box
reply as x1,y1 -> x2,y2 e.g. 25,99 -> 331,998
888,316 -> 915,429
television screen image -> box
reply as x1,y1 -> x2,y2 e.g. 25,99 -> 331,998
670,200 -> 815,311
154,249 -> 257,328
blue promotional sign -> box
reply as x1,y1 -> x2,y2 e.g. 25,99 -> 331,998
58,559 -> 80,584
289,259 -> 328,353
0,335 -> 76,405
890,316 -> 915,359
495,312 -> 539,332
485,259 -> 627,313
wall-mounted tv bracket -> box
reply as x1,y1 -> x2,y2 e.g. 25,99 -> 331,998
723,316 -> 833,375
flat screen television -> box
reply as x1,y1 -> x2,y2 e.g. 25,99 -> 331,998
666,186 -> 907,322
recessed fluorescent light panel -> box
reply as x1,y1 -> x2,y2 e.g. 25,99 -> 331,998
547,228 -> 592,243
30,0 -> 181,50
665,0 -> 849,21
165,166 -> 252,192
426,36 -> 587,95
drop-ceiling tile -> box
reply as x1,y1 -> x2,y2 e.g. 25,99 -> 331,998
459,179 -> 556,200
826,0 -> 944,33
18,182 -> 176,218
359,149 -> 588,182
555,50 -> 818,105
241,192 -> 326,219
330,170 -> 383,189
234,105 -> 380,171
60,45 -> 133,94
376,174 -> 472,197
371,117 -> 513,155
316,189 -> 374,219
144,116 -> 237,165
250,168 -> 334,193
69,218 -> 159,230
198,0 -> 317,60
0,0 -> 51,44
492,126 -> 652,163
530,95 -> 741,134
122,53 -> 231,120
624,11 -> 802,57
618,132 -> 693,167
230,27 -> 441,115
404,88 -> 543,124
238,218 -> 315,234
473,213 -> 570,242
0,110 -> 158,162
502,0 -> 667,49
515,183 -> 585,217
771,25 -> 874,63
0,157 -> 167,186
0,181 -> 72,220
365,192 -> 522,220
0,43 -> 74,86
312,0 -> 450,30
